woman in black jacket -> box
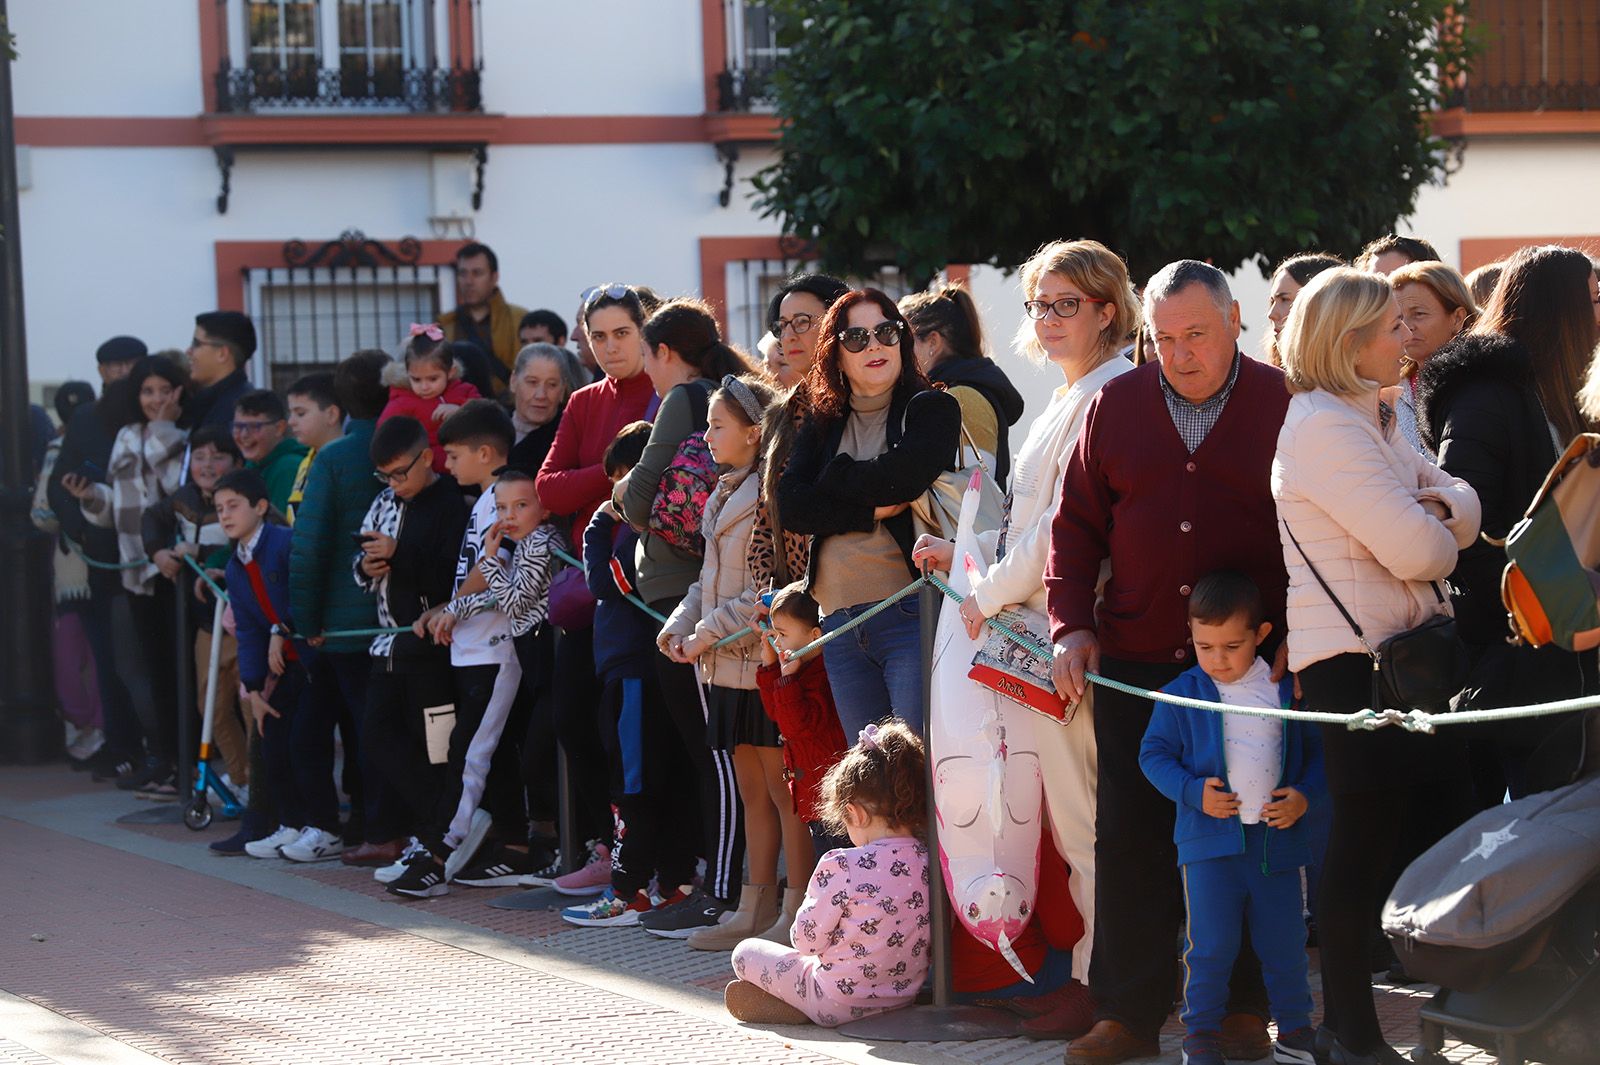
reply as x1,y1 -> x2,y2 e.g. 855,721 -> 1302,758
1417,244 -> 1599,803
778,289 -> 961,735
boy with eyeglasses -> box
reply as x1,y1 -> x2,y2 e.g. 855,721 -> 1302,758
354,415 -> 470,881
232,390 -> 308,518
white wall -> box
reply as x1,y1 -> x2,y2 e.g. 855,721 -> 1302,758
10,0 -> 203,116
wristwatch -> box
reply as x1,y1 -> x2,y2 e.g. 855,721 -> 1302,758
270,623 -> 290,638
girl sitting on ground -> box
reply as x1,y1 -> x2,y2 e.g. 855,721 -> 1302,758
380,325 -> 482,472
726,719 -> 931,1027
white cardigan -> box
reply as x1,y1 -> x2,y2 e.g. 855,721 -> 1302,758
1272,389 -> 1481,673
969,356 -> 1133,617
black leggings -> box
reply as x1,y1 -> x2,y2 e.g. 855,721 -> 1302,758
1303,654 -> 1474,1053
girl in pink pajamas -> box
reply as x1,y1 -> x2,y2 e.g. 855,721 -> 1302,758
726,721 -> 931,1026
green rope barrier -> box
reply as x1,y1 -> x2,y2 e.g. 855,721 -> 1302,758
552,545 -> 670,624
781,576 -> 931,663
64,538 -> 149,571
178,554 -> 410,640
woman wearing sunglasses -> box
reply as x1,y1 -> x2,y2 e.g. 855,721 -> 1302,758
777,289 -> 962,735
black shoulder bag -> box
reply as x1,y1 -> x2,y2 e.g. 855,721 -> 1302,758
1283,522 -> 1469,713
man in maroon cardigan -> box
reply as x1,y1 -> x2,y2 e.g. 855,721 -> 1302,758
1046,261 -> 1292,1065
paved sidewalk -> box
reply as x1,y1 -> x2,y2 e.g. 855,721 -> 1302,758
0,766 -> 1497,1065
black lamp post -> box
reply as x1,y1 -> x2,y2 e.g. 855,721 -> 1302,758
0,1 -> 63,764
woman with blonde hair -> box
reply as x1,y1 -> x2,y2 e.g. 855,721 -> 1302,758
1387,260 -> 1476,457
910,239 -> 1140,1026
1273,267 -> 1480,1065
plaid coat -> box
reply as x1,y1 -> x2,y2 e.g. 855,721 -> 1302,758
80,420 -> 188,595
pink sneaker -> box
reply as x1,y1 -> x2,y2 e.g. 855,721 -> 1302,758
552,839 -> 612,897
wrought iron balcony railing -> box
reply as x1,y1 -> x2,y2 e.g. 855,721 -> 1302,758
1451,0 -> 1600,111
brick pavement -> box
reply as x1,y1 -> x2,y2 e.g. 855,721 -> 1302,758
0,767 -> 1502,1065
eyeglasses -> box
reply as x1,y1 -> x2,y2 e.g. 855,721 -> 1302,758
231,419 -> 278,436
1023,296 -> 1110,320
372,450 -> 426,485
581,284 -> 632,307
189,336 -> 225,351
836,320 -> 904,353
769,314 -> 817,340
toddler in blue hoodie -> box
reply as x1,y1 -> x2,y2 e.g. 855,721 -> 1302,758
1139,570 -> 1324,1065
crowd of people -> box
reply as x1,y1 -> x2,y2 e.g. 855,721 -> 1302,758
24,233 -> 1600,1065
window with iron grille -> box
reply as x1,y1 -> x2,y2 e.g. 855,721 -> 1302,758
718,1 -> 788,112
725,257 -> 908,355
220,0 -> 482,112
240,232 -> 452,392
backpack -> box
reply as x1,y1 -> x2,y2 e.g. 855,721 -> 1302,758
1501,433 -> 1600,649
1382,772 -> 1600,992
647,382 -> 717,557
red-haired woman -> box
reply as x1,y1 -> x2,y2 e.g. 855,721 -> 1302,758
777,289 -> 962,735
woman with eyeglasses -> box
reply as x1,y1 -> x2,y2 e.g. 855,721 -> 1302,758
777,289 -> 962,736
899,283 -> 1026,489
532,284 -> 658,889
749,274 -> 850,598
909,240 -> 1139,1014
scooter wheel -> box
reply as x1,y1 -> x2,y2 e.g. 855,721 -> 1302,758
184,799 -> 212,831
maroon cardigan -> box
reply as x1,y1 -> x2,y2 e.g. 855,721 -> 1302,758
1045,357 -> 1291,664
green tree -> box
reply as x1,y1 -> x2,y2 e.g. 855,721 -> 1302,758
752,0 -> 1473,282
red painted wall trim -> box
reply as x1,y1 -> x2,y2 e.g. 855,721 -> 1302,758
1433,108 -> 1600,138
946,265 -> 972,286
16,117 -> 208,147
700,0 -> 725,115
213,239 -> 464,313
198,0 -> 222,114
1460,235 -> 1600,273
699,236 -> 789,331
17,113 -> 771,148
450,0 -> 476,70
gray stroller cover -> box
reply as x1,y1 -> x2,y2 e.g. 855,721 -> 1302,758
1383,771 -> 1600,992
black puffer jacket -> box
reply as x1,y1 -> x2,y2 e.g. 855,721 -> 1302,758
928,355 -> 1026,489
1416,333 -> 1586,738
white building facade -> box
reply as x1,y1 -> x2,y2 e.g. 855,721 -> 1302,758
13,0 -> 1600,427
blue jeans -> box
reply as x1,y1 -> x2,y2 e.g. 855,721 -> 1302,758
1180,823 -> 1313,1036
821,596 -> 923,737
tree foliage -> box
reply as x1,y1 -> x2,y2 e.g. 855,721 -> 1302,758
752,0 -> 1473,283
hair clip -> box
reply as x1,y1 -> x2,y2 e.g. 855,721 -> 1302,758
409,322 -> 444,342
858,723 -> 882,751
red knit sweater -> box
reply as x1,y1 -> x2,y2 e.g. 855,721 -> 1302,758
536,371 -> 655,557
755,656 -> 848,822
1045,357 -> 1291,664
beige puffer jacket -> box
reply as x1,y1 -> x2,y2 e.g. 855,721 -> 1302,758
663,464 -> 762,689
1272,389 -> 1481,673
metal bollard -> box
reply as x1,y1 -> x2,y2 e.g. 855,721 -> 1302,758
919,580 -> 953,1007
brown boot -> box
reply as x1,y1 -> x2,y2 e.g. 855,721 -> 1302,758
754,886 -> 806,944
1017,980 -> 1097,1040
725,979 -> 812,1025
1219,1013 -> 1270,1061
687,883 -> 778,951
1061,1019 -> 1160,1064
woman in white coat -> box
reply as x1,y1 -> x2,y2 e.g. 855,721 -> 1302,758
1272,268 -> 1481,1065
913,239 -> 1140,1017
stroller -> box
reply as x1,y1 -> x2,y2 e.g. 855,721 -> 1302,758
1383,771 -> 1600,1065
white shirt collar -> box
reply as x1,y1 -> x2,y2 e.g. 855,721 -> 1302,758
235,523 -> 265,565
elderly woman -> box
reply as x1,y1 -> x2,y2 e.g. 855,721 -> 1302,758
506,342 -> 589,477
1273,267 -> 1480,1065
778,289 -> 962,735
911,239 -> 1140,1021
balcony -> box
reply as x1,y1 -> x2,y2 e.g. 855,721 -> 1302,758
714,0 -> 786,114
1450,0 -> 1600,112
210,0 -> 482,114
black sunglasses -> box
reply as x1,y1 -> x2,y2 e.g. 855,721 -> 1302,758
836,320 -> 904,353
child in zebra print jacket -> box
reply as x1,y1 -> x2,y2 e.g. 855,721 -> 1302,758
475,469 -> 562,637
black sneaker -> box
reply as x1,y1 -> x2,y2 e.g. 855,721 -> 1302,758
516,849 -> 564,888
638,887 -> 727,940
116,757 -> 168,791
89,750 -> 137,782
386,853 -> 449,899
454,844 -> 538,888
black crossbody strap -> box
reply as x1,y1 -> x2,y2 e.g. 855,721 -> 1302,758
1282,521 -> 1373,653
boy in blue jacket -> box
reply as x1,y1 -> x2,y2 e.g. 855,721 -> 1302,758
1139,570 -> 1323,1065
212,469 -> 327,860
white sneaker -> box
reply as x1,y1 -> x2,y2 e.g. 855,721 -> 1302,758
66,726 -> 104,762
375,838 -> 428,884
244,825 -> 300,859
444,808 -> 492,883
279,826 -> 345,863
